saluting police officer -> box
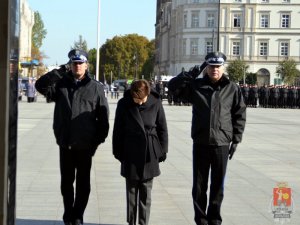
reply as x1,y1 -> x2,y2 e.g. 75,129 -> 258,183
168,52 -> 246,225
35,50 -> 109,225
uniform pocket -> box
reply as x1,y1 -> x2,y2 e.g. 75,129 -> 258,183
220,124 -> 233,142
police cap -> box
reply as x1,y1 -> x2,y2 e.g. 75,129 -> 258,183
205,52 -> 226,66
68,49 -> 88,63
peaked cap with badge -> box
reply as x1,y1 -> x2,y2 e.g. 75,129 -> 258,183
68,49 -> 88,63
205,52 -> 227,66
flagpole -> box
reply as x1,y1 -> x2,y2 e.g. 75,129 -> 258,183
96,0 -> 101,81
217,0 -> 220,51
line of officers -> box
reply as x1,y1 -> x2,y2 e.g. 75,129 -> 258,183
240,84 -> 300,108
166,83 -> 300,109
150,80 -> 191,106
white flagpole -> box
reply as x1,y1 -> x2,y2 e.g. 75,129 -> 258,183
96,0 -> 101,81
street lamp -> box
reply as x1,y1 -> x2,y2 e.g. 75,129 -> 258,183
243,66 -> 246,85
96,0 -> 101,81
212,28 -> 215,52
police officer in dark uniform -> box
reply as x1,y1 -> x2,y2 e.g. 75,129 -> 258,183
168,52 -> 246,225
241,84 -> 249,107
249,84 -> 258,107
297,87 -> 300,108
270,85 -> 279,108
155,81 -> 164,99
35,50 -> 109,225
259,85 -> 270,108
167,88 -> 174,105
290,86 -> 298,108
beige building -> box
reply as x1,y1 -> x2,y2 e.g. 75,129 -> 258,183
19,0 -> 34,77
155,0 -> 300,85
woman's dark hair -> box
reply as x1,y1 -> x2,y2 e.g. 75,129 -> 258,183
130,79 -> 150,99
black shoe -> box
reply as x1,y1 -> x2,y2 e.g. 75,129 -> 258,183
74,219 -> 82,225
64,223 -> 72,225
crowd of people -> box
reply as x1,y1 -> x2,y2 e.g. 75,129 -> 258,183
240,84 -> 300,108
164,82 -> 300,109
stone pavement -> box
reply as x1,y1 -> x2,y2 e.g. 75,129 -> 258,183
16,95 -> 300,225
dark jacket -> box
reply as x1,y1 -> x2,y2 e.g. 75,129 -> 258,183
113,89 -> 168,180
35,69 -> 109,154
168,72 -> 246,145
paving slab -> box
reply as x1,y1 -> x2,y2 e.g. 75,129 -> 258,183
16,95 -> 300,225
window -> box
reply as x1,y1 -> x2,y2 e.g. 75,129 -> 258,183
190,39 -> 198,55
259,42 -> 268,56
193,0 -> 200,3
191,12 -> 199,28
280,42 -> 289,56
182,39 -> 187,55
274,78 -> 283,85
281,14 -> 290,28
235,0 -> 242,2
260,14 -> 269,28
207,13 -> 215,28
261,0 -> 269,3
233,13 -> 241,28
232,41 -> 240,55
282,0 -> 290,3
206,41 -> 213,54
183,13 -> 187,28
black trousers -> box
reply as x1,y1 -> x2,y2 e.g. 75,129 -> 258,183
27,97 -> 35,102
192,143 -> 229,225
126,178 -> 153,225
60,147 -> 92,224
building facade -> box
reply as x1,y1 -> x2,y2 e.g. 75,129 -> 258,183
19,0 -> 34,77
155,0 -> 300,85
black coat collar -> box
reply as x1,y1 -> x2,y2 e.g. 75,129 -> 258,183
124,91 -> 160,132
65,71 -> 91,86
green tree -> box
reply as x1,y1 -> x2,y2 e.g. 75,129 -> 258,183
276,59 -> 299,85
245,72 -> 257,85
141,40 -> 155,80
226,59 -> 249,83
87,48 -> 97,76
31,11 -> 47,61
99,34 -> 155,83
71,35 -> 88,52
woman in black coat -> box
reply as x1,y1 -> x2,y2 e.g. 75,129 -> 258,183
113,79 -> 168,225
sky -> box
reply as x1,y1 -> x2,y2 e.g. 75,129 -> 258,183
27,0 -> 156,66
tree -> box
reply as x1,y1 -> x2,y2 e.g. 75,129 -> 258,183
99,34 -> 155,83
87,48 -> 97,76
31,11 -> 47,61
71,35 -> 88,52
245,72 -> 257,85
226,59 -> 249,83
141,40 -> 155,80
276,59 -> 299,85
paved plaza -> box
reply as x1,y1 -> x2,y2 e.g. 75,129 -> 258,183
16,95 -> 300,225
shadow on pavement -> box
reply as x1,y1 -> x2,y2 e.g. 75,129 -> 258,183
16,218 -> 123,225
